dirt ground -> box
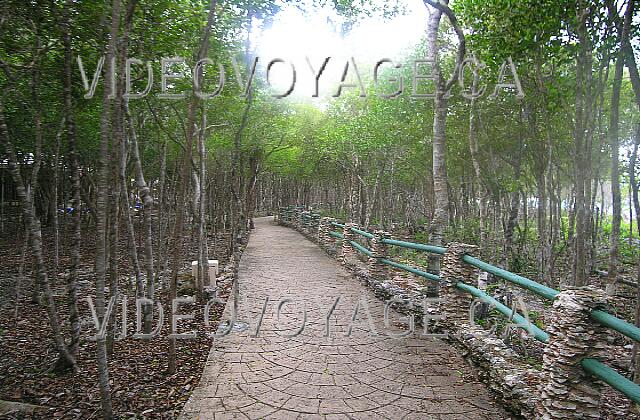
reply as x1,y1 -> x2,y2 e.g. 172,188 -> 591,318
0,220 -> 236,419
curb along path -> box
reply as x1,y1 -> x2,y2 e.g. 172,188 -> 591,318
180,217 -> 509,419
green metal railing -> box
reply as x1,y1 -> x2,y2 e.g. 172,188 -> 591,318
462,255 -> 559,301
279,206 -> 640,404
455,281 -> 550,343
329,231 -> 344,239
349,240 -> 373,257
351,227 -> 374,239
581,358 -> 640,404
382,238 -> 447,255
379,258 -> 440,282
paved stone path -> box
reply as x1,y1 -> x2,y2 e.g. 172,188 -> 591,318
180,217 -> 509,419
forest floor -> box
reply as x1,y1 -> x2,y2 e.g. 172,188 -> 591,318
0,220 -> 239,419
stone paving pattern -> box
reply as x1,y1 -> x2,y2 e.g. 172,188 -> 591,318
180,217 -> 510,419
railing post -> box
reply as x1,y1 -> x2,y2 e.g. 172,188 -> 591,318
368,230 -> 391,281
318,217 -> 334,247
312,213 -> 321,234
439,242 -> 478,327
293,207 -> 301,230
309,213 -> 315,235
300,210 -> 308,233
302,211 -> 311,234
535,288 -> 609,419
284,207 -> 292,226
339,222 -> 356,265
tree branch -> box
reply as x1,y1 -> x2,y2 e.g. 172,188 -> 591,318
423,0 -> 466,92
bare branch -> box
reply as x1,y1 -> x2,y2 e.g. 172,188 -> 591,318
423,0 -> 466,92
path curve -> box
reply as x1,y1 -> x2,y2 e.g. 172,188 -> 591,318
180,217 -> 509,419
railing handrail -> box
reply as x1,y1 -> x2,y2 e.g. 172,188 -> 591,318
379,258 -> 440,282
350,227 -> 374,239
455,281 -> 550,343
382,238 -> 447,255
581,358 -> 640,404
461,255 -> 559,301
349,240 -> 373,257
329,231 -> 344,239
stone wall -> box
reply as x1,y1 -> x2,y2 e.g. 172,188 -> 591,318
536,288 -> 610,419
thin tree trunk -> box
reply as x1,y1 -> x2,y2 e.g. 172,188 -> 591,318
629,124 -> 640,382
120,137 -> 142,295
94,0 -> 122,415
423,0 -> 465,258
468,90 -> 486,247
14,220 -> 28,325
156,138 -> 168,287
2,139 -> 76,372
126,104 -> 156,332
426,6 -> 447,256
197,108 -> 209,297
51,118 -> 64,286
505,123 -> 523,270
572,2 -> 595,286
28,29 -> 44,304
168,0 -> 218,374
62,0 -> 81,361
606,32 -> 625,295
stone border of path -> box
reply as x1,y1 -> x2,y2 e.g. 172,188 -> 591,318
287,217 -> 540,419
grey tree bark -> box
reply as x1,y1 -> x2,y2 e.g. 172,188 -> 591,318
168,0 -> 218,373
126,104 -> 156,332
606,16 -> 627,295
61,0 -> 81,363
2,138 -> 77,373
93,0 -> 123,416
423,0 -> 465,281
572,1 -> 595,286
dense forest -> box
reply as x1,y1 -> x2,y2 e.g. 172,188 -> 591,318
1,0 -> 639,418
